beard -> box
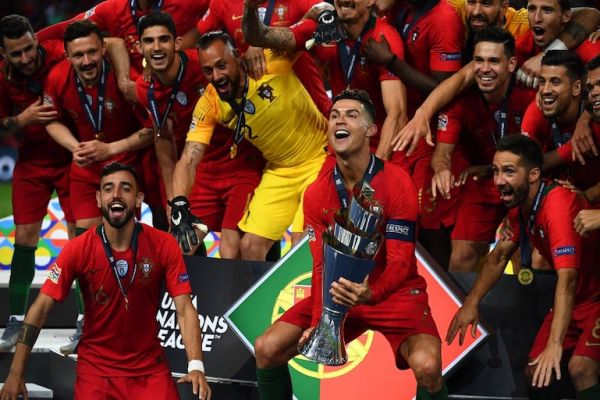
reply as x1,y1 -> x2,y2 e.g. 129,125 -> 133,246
101,205 -> 135,228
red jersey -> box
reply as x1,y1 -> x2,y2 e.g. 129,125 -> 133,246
292,16 -> 405,140
304,159 -> 426,325
44,58 -> 144,176
41,223 -> 192,376
437,84 -> 535,165
393,0 -> 465,114
516,33 -> 600,66
556,121 -> 600,191
0,40 -> 71,167
197,0 -> 331,115
37,0 -> 209,73
136,49 -> 264,174
509,185 -> 600,304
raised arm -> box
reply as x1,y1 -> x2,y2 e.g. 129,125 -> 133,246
242,0 -> 298,52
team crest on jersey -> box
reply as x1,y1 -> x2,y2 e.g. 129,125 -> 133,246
244,99 -> 256,114
276,5 -> 288,20
360,56 -> 367,67
176,91 -> 188,106
257,83 -> 276,103
437,113 -> 448,131
48,263 -> 61,284
138,258 -> 153,278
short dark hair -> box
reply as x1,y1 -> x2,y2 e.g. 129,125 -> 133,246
100,162 -> 141,188
333,89 -> 376,124
586,55 -> 600,73
496,135 -> 543,170
0,15 -> 34,48
197,30 -> 236,51
557,0 -> 571,12
473,26 -> 515,58
541,50 -> 584,82
64,20 -> 104,51
137,11 -> 176,38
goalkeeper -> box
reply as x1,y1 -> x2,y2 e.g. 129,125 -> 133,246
170,31 -> 328,261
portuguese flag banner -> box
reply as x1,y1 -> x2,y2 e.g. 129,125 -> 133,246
225,236 -> 488,400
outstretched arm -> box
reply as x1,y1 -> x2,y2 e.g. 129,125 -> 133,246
242,0 -> 297,52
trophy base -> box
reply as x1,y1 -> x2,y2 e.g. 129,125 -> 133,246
297,307 -> 347,366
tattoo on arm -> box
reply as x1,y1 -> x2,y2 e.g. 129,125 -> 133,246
561,21 -> 588,47
17,323 -> 40,347
242,1 -> 296,51
185,141 -> 204,161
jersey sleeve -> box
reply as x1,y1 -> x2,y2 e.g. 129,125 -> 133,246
43,64 -> 65,116
186,85 -> 220,144
436,98 -> 465,144
160,232 -> 193,297
290,19 -> 318,52
506,207 -> 521,244
521,101 -> 549,146
427,13 -> 464,72
369,168 -> 419,304
40,242 -> 79,302
544,190 -> 584,270
196,0 -> 222,33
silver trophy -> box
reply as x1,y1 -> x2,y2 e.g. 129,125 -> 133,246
298,181 -> 384,365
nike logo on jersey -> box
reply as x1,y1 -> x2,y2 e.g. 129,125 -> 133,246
232,14 -> 243,20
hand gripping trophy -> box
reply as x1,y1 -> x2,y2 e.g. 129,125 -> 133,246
298,180 -> 385,366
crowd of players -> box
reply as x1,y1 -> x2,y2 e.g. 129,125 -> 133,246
0,0 -> 599,398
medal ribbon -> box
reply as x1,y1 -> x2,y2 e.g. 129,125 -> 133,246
518,181 -> 547,268
97,222 -> 140,309
262,0 -> 277,26
480,77 -> 514,145
550,100 -> 583,148
26,47 -> 46,95
130,0 -> 164,29
227,76 -> 250,145
333,153 -> 383,210
147,51 -> 188,131
74,59 -> 107,136
337,15 -> 375,86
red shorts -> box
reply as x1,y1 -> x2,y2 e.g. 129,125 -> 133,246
529,300 -> 600,362
189,170 -> 261,232
137,148 -> 165,209
279,289 -> 440,369
451,179 -> 506,242
12,161 -> 73,224
75,370 -> 179,400
70,164 -> 103,222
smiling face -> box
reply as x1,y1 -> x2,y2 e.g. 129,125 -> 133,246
96,170 -> 144,229
527,0 -> 570,49
537,64 -> 580,118
139,25 -> 179,73
65,33 -> 105,86
328,98 -> 376,158
0,31 -> 40,78
587,67 -> 600,121
493,150 -> 535,208
473,41 -> 516,95
199,39 -> 242,102
466,0 -> 505,31
334,0 -> 374,24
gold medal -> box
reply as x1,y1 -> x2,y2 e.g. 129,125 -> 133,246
230,143 -> 237,159
517,268 -> 534,285
95,131 -> 106,142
